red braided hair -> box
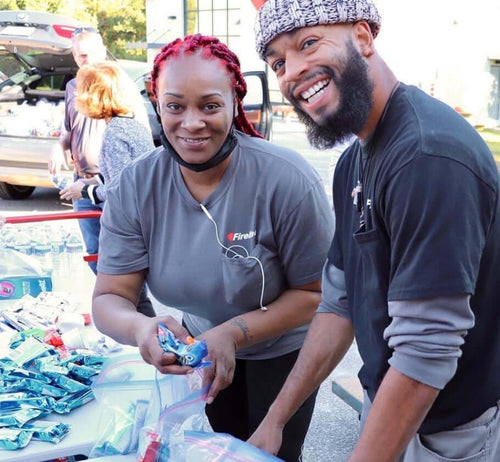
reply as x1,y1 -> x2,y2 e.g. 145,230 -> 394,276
151,34 -> 262,138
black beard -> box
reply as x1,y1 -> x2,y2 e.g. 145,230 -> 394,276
289,40 -> 374,150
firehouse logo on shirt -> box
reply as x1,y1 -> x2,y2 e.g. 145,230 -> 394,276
226,230 -> 256,241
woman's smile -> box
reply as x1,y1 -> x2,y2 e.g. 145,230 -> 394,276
178,136 -> 210,146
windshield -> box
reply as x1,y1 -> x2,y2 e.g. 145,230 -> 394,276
0,49 -> 77,97
0,49 -> 30,81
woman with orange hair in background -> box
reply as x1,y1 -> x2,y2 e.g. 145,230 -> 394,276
61,61 -> 155,317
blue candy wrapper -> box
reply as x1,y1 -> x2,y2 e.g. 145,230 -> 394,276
0,427 -> 32,450
0,336 -> 105,452
23,420 -> 70,443
52,388 -> 94,414
0,407 -> 48,427
157,323 -> 211,368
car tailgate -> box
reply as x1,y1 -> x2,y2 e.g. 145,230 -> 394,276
0,134 -> 57,187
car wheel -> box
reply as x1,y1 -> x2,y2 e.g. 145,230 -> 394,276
0,182 -> 36,200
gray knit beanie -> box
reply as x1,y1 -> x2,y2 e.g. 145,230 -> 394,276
255,0 -> 381,58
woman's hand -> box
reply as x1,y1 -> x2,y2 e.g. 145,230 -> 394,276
60,179 -> 85,201
197,325 -> 238,404
134,315 -> 195,375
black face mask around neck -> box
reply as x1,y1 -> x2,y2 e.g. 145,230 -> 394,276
160,130 -> 237,172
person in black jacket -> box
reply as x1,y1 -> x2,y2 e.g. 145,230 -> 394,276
249,1 -> 500,461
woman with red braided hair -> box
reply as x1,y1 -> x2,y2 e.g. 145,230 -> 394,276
92,34 -> 334,461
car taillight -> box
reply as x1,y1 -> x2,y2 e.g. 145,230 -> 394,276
52,24 -> 76,39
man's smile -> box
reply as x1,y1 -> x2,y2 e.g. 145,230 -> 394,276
299,78 -> 331,104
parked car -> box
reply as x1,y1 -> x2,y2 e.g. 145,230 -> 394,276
0,10 -> 272,200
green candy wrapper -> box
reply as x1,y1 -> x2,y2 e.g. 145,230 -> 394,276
7,336 -> 53,366
8,328 -> 45,349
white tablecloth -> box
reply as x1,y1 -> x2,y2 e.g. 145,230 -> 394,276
0,399 -> 100,462
0,328 -> 142,462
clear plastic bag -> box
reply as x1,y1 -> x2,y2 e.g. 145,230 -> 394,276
180,431 -> 284,461
89,352 -> 157,458
137,370 -> 209,462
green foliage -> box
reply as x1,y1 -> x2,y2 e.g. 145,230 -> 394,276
78,0 -> 147,61
0,0 -> 147,62
0,0 -> 64,12
0,1 -> 18,10
478,128 -> 500,166
185,0 -> 197,35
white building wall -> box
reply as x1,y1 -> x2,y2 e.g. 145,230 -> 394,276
376,0 -> 500,126
145,0 -> 500,126
237,1 -> 266,73
145,0 -> 184,66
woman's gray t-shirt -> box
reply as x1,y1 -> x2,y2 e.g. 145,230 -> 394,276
98,131 -> 334,359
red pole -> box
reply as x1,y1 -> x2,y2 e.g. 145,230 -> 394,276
4,211 -> 102,224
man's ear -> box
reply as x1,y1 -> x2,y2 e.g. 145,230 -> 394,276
353,21 -> 375,58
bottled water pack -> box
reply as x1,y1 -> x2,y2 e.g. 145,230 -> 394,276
0,222 -> 87,298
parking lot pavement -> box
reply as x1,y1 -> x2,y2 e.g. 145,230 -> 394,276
270,117 -> 351,206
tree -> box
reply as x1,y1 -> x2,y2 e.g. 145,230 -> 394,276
0,1 -> 18,9
0,0 -> 147,62
0,0 -> 65,13
79,0 -> 147,61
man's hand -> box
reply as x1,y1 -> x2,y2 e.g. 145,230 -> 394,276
48,140 -> 71,175
247,414 -> 284,457
246,313 -> 354,455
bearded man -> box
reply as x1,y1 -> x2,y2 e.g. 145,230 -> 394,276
249,1 -> 500,461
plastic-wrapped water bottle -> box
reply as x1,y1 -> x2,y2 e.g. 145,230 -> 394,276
11,228 -> 32,255
32,230 -> 53,275
0,223 -> 16,249
51,174 -> 73,190
65,231 -> 87,304
66,231 -> 84,270
51,229 -> 68,292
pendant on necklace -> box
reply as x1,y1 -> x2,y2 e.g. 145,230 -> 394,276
352,180 -> 362,212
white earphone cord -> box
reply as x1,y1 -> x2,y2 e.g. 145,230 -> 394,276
199,204 -> 267,311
